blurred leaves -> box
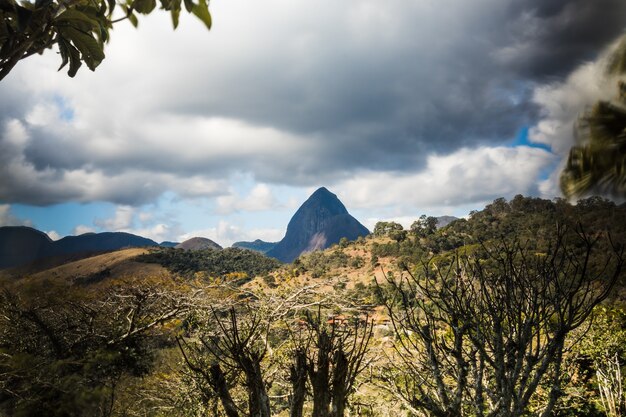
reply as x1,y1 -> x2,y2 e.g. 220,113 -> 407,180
0,0 -> 212,80
561,39 -> 626,199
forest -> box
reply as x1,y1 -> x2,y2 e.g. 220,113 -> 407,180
0,195 -> 624,417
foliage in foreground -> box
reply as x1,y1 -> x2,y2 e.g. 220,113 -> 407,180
378,227 -> 622,417
560,37 -> 626,199
0,0 -> 212,81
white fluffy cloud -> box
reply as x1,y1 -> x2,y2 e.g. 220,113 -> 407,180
95,206 -> 135,230
216,184 -> 279,215
73,224 -> 96,235
335,145 -> 556,213
46,230 -> 61,241
0,204 -> 32,227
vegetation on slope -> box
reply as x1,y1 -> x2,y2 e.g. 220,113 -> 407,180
1,195 -> 625,416
136,247 -> 282,282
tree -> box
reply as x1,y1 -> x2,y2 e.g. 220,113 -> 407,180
576,305 -> 626,416
289,307 -> 373,417
177,303 -> 272,417
0,278 -> 191,416
0,0 -> 212,81
177,283 -> 374,417
410,215 -> 438,238
379,226 -> 623,417
561,39 -> 626,198
373,221 -> 404,238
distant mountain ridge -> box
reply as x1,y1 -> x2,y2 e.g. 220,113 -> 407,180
436,216 -> 459,228
175,237 -> 222,251
0,226 -> 158,269
159,241 -> 180,248
231,239 -> 277,254
266,187 -> 370,263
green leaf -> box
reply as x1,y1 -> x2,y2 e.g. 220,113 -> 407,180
58,38 -> 82,77
59,26 -> 105,71
106,0 -> 116,15
99,25 -> 109,43
128,12 -> 138,27
133,0 -> 156,14
16,5 -> 33,32
55,9 -> 100,29
170,7 -> 180,28
166,0 -> 181,28
182,0 -> 193,13
191,0 -> 211,29
57,38 -> 69,70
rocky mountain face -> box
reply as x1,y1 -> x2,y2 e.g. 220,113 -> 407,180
0,226 -> 158,269
231,239 -> 277,254
266,187 -> 370,263
175,237 -> 222,251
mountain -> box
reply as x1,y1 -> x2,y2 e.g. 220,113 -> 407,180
175,237 -> 222,251
51,232 -> 158,256
231,239 -> 277,254
436,215 -> 459,228
0,227 -> 53,269
0,227 -> 158,270
266,187 -> 369,263
160,241 -> 180,248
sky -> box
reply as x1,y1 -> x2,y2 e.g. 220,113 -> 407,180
1,0 -> 626,246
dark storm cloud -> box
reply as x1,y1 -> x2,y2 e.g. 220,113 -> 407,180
154,0 -> 624,179
497,0 -> 626,78
0,0 -> 625,205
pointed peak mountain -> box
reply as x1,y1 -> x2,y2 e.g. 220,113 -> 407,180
310,186 -> 334,198
297,187 -> 348,216
267,187 -> 369,263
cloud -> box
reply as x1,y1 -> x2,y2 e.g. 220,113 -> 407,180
530,40 -> 621,154
0,0 -> 624,208
124,223 -> 183,244
95,206 -> 135,230
87,204 -> 186,242
216,184 -> 279,214
335,145 -> 556,214
46,230 -> 61,241
495,0 -> 626,78
0,204 -> 32,227
73,224 -> 96,235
